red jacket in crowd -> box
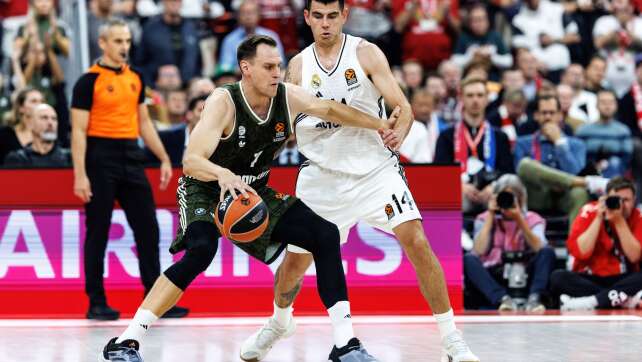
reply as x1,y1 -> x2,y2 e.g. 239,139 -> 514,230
567,202 -> 642,277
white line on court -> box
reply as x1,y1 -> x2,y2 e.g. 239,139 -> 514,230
0,314 -> 639,328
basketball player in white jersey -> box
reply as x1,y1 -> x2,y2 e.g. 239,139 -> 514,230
240,1 -> 480,362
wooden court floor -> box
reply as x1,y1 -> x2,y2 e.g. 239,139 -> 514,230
1,313 -> 640,361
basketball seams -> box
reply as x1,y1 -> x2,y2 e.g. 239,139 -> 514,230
230,216 -> 269,240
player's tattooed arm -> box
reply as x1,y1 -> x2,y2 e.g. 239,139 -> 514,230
357,40 -> 413,150
284,53 -> 302,85
286,83 -> 399,130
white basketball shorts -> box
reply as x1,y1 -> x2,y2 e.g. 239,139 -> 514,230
287,156 -> 422,253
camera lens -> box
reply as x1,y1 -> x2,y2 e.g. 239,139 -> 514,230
605,196 -> 621,210
497,191 -> 515,209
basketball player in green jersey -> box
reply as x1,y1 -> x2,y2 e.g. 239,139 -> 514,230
102,35 -> 401,361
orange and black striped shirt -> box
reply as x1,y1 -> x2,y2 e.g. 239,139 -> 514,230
71,63 -> 145,139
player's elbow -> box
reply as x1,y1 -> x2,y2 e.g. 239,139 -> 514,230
182,153 -> 199,176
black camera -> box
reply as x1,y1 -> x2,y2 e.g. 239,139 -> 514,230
496,191 -> 515,209
605,196 -> 621,210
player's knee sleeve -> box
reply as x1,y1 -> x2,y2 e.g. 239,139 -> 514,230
310,218 -> 341,257
163,222 -> 218,290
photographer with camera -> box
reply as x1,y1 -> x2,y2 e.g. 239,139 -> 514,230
550,177 -> 642,310
464,174 -> 556,311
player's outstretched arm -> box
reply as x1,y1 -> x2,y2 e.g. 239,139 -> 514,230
285,83 -> 398,130
183,89 -> 256,200
357,40 -> 413,149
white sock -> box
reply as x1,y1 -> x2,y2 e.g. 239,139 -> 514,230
434,309 -> 457,338
116,308 -> 159,343
271,301 -> 293,328
560,294 -> 598,311
327,301 -> 354,348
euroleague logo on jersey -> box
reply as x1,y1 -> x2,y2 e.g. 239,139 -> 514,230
273,122 -> 286,142
345,68 -> 357,86
385,204 -> 395,220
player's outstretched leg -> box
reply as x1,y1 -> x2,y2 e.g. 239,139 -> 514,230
241,201 -> 377,362
393,220 -> 480,362
103,222 -> 219,361
240,251 -> 312,361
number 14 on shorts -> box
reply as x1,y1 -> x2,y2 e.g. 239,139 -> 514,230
385,191 -> 414,220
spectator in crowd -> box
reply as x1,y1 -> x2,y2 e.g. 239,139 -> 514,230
584,55 -> 607,95
399,90 -> 447,163
617,56 -> 642,202
486,69 -> 526,118
562,63 -> 599,126
593,0 -> 642,97
576,89 -> 633,178
515,49 -> 541,103
0,87 -> 44,165
557,83 -> 585,132
550,177 -> 642,310
219,0 -> 285,72
434,77 -> 513,213
71,19 -> 186,320
452,4 -> 512,78
511,0 -> 580,76
488,89 -> 530,145
147,94 -> 207,166
12,0 -> 70,144
212,67 -> 239,87
255,0 -> 300,58
187,77 -> 216,99
165,89 -> 187,126
393,0 -> 460,70
515,94 -> 608,225
135,0 -> 200,86
155,64 -> 182,92
465,174 -> 555,311
437,60 -> 462,124
401,59 -> 424,97
87,0 -> 114,63
4,103 -> 69,167
426,74 -> 450,122
344,0 -> 393,57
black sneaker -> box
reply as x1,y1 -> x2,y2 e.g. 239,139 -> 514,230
87,305 -> 120,321
328,337 -> 379,361
161,305 -> 189,318
103,337 -> 143,361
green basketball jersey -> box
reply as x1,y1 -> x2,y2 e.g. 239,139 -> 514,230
210,82 -> 292,190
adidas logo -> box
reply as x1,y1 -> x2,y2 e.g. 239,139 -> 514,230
344,314 -> 351,319
140,324 -> 148,330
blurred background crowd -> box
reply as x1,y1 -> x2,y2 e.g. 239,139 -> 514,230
0,0 -> 641,312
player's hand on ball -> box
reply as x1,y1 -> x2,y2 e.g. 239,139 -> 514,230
217,168 -> 257,202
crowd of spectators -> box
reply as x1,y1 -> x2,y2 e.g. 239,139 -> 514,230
0,0 -> 640,311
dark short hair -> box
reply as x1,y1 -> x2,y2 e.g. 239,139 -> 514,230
305,0 -> 345,11
536,94 -> 560,111
588,55 -> 606,66
188,94 -> 208,111
236,35 -> 278,66
606,177 -> 637,196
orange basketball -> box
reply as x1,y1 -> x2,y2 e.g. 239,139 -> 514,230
214,193 -> 269,243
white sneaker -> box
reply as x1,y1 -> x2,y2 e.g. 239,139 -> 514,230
585,176 -> 609,195
560,294 -> 597,311
441,330 -> 480,362
240,317 -> 296,361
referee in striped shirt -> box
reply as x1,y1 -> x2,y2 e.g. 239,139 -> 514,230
71,19 -> 187,320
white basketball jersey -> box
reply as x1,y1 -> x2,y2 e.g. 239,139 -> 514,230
297,34 -> 394,175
